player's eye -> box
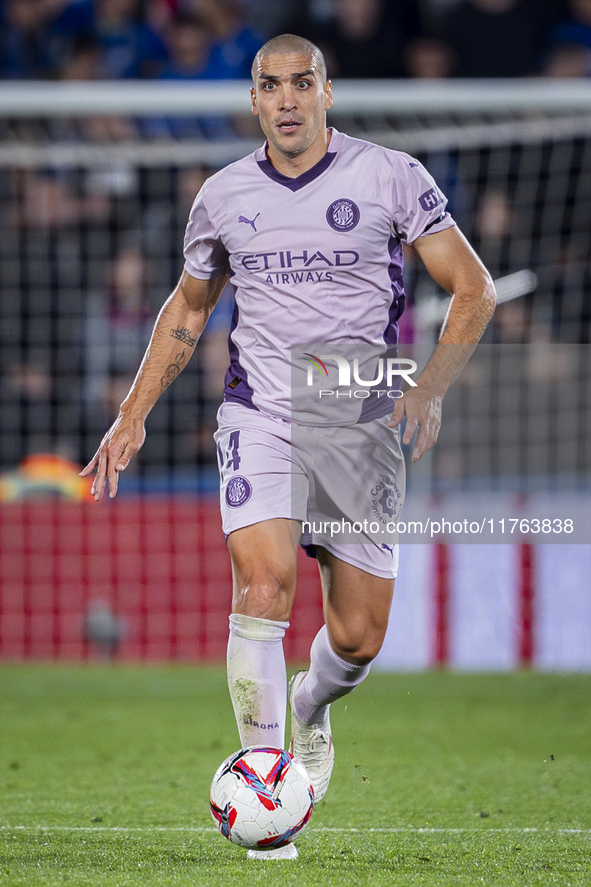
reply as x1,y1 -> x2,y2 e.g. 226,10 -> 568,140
261,82 -> 276,90
296,80 -> 310,89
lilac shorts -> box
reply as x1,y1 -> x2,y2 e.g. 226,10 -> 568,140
214,402 -> 405,579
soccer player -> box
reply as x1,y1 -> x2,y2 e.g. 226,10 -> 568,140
82,34 -> 496,859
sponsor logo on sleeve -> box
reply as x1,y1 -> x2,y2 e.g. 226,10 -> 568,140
419,188 -> 444,212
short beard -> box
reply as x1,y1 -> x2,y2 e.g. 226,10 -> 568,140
279,145 -> 304,158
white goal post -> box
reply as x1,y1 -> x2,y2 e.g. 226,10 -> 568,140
1,77 -> 591,115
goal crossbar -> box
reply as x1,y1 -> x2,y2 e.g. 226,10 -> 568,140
1,78 -> 591,117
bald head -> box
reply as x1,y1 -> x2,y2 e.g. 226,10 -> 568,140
251,34 -> 328,83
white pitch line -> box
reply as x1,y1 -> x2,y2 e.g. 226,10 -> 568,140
1,825 -> 590,835
1,826 -> 215,833
319,827 -> 591,835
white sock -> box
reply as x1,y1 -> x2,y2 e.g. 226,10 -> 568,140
293,625 -> 371,725
227,614 -> 289,749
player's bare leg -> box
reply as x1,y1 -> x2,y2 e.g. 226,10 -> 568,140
226,518 -> 300,750
318,550 -> 395,667
290,551 -> 394,800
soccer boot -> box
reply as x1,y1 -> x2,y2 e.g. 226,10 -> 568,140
288,670 -> 334,802
246,844 -> 298,860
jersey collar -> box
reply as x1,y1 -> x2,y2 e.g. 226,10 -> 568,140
256,128 -> 341,192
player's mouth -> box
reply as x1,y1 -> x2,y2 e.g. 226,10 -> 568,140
275,118 -> 303,134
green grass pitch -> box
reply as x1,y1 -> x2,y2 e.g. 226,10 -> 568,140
1,665 -> 590,886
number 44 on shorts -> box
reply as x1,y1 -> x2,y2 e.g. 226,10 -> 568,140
226,430 -> 241,471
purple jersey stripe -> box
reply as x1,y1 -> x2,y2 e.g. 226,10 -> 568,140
357,350 -> 402,423
223,293 -> 258,410
257,150 -> 337,192
383,236 -> 406,346
358,238 -> 406,423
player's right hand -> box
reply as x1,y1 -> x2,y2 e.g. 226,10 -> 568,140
388,384 -> 442,463
80,413 -> 146,501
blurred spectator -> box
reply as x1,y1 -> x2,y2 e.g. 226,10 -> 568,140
8,168 -> 109,227
100,246 -> 154,377
551,0 -> 591,48
84,600 -> 127,658
179,163 -> 213,204
545,0 -> 591,75
57,36 -> 141,141
404,36 -> 456,79
439,0 -> 566,78
147,0 -> 179,31
93,0 -> 168,78
241,0 -> 298,36
59,34 -> 102,79
0,358 -> 65,465
143,13 -> 237,138
474,189 -> 514,270
142,164 -> 213,262
158,12 -> 216,78
0,0 -> 90,78
0,0 -> 172,80
3,360 -> 52,402
295,0 -> 422,78
491,300 -> 533,343
193,0 -> 265,78
84,246 -> 155,419
543,41 -> 591,75
0,358 -> 56,464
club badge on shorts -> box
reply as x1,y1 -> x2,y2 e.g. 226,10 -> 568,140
226,476 -> 253,508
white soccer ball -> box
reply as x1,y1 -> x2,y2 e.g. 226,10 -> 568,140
210,746 -> 314,850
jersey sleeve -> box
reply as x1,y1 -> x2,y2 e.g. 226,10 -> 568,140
183,186 -> 230,280
390,154 -> 455,244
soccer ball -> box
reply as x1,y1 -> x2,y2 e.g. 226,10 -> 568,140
210,746 -> 314,850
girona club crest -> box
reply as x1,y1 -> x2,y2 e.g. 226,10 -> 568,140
326,198 -> 360,232
226,475 -> 252,508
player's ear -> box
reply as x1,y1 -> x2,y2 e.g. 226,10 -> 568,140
323,80 -> 333,111
250,86 -> 258,117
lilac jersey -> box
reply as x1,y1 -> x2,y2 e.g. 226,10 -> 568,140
184,128 -> 455,424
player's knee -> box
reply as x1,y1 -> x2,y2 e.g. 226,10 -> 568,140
329,624 -> 386,667
337,645 -> 381,668
231,564 -> 296,622
233,576 -> 282,615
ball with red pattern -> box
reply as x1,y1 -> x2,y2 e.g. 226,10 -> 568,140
210,746 -> 314,850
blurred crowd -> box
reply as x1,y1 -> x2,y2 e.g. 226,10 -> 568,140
0,162 -> 228,476
0,0 -> 590,83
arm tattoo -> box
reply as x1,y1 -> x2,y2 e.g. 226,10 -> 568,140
160,349 -> 187,392
170,326 -> 197,347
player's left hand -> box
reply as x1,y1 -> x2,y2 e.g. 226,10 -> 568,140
80,412 -> 146,501
388,386 -> 442,462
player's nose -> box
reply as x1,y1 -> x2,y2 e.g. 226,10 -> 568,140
278,85 -> 297,110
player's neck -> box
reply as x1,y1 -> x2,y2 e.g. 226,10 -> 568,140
266,128 -> 332,179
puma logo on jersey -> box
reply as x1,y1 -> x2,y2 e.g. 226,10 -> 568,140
238,212 -> 260,231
